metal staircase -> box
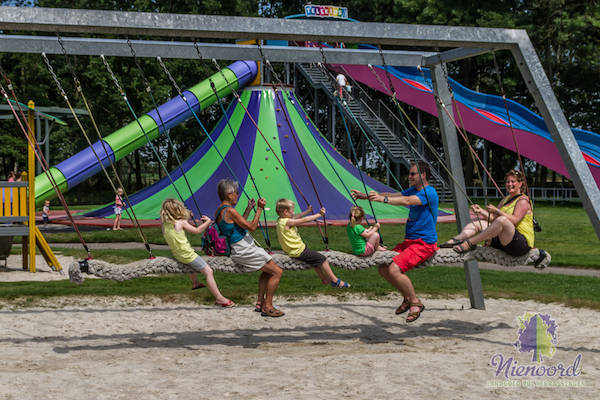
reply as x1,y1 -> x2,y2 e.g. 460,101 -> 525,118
296,63 -> 452,200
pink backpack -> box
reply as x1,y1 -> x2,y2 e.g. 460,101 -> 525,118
201,223 -> 230,256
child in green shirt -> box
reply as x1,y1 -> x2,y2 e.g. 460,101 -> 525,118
347,206 -> 386,256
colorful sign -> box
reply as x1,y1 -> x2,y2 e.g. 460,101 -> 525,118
304,5 -> 348,19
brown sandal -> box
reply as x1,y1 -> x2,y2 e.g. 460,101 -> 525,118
395,299 -> 410,315
406,302 -> 425,323
453,239 -> 476,254
439,237 -> 463,248
261,308 -> 285,318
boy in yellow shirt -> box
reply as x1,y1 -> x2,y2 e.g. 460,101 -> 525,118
276,198 -> 350,288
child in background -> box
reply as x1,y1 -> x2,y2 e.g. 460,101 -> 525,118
276,198 -> 350,289
112,187 -> 124,231
347,205 -> 387,256
160,198 -> 234,307
42,200 -> 50,226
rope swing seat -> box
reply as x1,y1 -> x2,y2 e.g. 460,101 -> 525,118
68,247 -> 551,284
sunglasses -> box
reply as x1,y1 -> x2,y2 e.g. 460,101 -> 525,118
409,172 -> 420,176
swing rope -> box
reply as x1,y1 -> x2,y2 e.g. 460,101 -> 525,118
126,39 -> 204,224
155,56 -> 273,248
257,43 -> 329,248
47,42 -> 153,257
413,62 -> 504,198
100,55 -> 189,210
200,56 -> 313,210
208,55 -> 360,232
317,45 -> 384,232
0,64 -> 92,259
206,77 -> 272,249
364,61 -> 483,213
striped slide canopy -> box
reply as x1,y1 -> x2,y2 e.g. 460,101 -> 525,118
86,87 -> 450,222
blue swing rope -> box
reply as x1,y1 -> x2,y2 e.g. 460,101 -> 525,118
207,77 -> 272,249
100,54 -> 188,210
155,56 -> 272,247
126,39 -> 204,223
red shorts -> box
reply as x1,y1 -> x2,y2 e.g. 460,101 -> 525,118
392,239 -> 438,273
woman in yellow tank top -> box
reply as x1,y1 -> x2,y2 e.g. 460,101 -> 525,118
440,170 -> 534,257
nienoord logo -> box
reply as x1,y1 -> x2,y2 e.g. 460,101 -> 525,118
514,312 -> 558,362
488,313 -> 583,387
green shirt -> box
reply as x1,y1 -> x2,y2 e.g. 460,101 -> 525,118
346,223 -> 366,255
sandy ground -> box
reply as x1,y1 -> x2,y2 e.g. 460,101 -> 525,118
1,252 -> 599,399
1,254 -> 598,400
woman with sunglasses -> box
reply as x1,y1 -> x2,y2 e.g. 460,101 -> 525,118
440,170 -> 534,257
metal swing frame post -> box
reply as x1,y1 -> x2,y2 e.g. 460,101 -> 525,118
430,64 -> 485,310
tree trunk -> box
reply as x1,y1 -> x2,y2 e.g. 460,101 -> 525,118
134,150 -> 142,189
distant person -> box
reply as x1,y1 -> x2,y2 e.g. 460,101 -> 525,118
440,169 -> 534,257
346,205 -> 387,256
42,200 -> 50,226
216,179 -> 284,317
276,198 -> 350,289
7,171 -> 16,182
160,198 -> 234,307
335,73 -> 347,100
351,161 -> 439,323
112,187 -> 124,231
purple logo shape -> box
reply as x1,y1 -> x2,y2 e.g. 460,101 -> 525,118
514,313 -> 558,362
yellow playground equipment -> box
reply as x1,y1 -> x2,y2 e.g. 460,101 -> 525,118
0,101 -> 61,272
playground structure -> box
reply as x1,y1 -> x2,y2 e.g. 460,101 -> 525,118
0,6 -> 599,310
0,102 -> 61,272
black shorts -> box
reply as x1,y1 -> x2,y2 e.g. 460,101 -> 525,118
294,247 -> 327,268
490,229 -> 530,257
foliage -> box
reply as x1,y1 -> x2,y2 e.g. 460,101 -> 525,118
0,0 -> 597,194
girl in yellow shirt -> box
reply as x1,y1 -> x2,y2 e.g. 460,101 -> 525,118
441,170 -> 534,257
160,198 -> 234,307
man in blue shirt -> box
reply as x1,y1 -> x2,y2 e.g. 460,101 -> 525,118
352,161 -> 439,323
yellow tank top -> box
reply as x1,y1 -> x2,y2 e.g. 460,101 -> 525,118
276,217 -> 306,257
499,195 -> 535,248
163,222 -> 198,264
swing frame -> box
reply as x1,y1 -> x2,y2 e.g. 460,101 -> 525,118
1,6 -> 599,310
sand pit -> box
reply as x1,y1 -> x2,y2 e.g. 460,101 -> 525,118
0,293 -> 597,400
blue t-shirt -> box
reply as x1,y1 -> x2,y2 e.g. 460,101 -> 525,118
402,185 -> 438,244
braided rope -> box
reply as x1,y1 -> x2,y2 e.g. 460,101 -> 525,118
69,248 -> 551,284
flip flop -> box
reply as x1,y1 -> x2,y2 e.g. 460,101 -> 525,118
192,283 -> 206,290
215,299 -> 236,308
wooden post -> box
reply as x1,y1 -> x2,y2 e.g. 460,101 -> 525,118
27,101 -> 36,273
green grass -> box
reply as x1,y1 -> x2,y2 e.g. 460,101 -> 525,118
1,265 -> 598,310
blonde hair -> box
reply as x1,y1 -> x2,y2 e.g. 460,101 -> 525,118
160,198 -> 190,224
276,198 -> 295,216
348,205 -> 365,226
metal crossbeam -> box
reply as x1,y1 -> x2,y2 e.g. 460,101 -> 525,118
0,35 -> 433,66
0,6 -> 520,47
